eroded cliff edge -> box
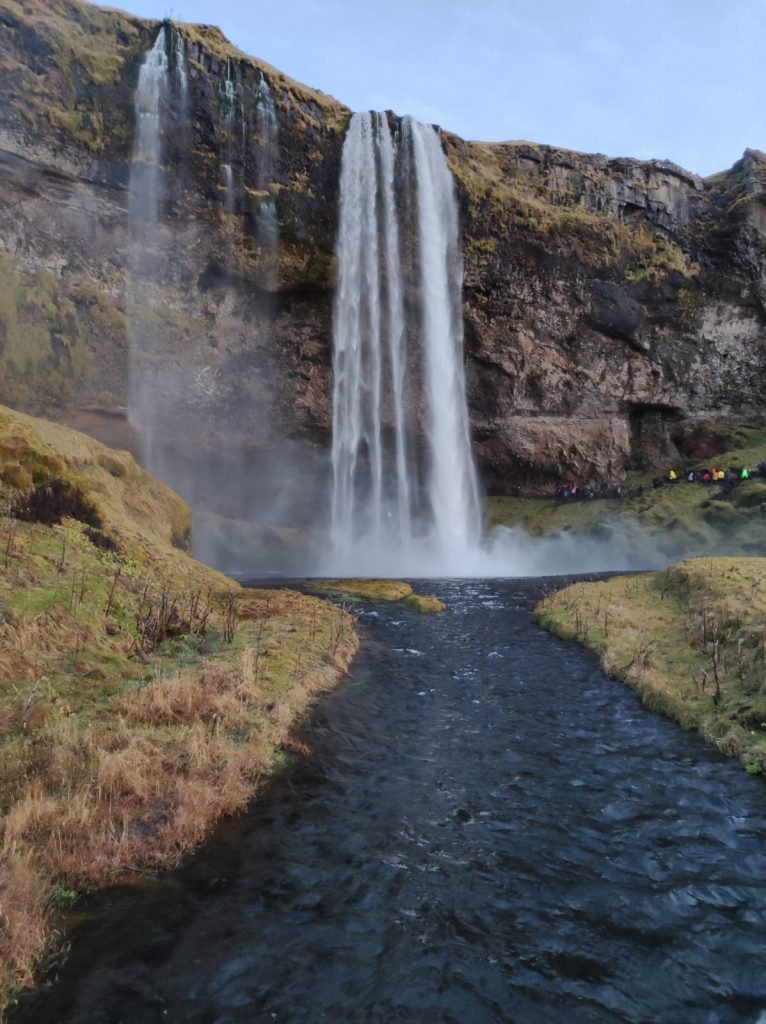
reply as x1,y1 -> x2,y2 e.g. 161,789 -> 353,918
1,0 -> 765,501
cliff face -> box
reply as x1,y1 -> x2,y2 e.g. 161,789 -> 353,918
450,140 -> 766,489
1,0 -> 764,506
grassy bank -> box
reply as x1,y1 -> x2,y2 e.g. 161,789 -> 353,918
535,557 -> 766,775
0,406 -> 357,1015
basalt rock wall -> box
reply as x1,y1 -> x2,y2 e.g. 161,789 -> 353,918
1,0 -> 764,503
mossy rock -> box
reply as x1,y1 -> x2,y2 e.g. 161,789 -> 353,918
314,579 -> 413,601
312,579 -> 445,612
731,480 -> 766,509
702,501 -> 743,529
403,594 -> 446,614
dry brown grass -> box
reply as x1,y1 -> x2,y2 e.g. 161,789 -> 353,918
0,854 -> 51,998
0,603 -> 357,1011
0,405 -> 360,1016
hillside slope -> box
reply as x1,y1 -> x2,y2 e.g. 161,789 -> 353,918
0,404 -> 357,1013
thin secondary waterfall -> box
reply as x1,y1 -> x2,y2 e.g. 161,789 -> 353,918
128,27 -> 169,468
329,111 -> 481,574
174,30 -> 188,110
130,28 -> 168,233
221,163 -> 235,212
255,71 -> 279,250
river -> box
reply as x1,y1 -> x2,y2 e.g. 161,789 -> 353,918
13,578 -> 766,1024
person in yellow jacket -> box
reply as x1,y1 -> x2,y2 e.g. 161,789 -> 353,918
668,469 -> 677,482
717,469 -> 725,481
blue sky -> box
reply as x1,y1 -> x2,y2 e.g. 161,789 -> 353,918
111,0 -> 765,176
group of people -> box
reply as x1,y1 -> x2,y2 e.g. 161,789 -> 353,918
659,462 -> 766,488
555,482 -> 623,502
553,460 -> 766,505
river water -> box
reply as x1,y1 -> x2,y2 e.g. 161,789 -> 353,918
14,578 -> 766,1024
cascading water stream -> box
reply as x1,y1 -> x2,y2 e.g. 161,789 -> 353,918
328,112 -> 481,575
127,27 -> 169,468
254,71 -> 279,252
175,30 -> 188,111
129,29 -> 168,235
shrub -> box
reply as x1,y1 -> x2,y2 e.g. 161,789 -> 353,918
83,525 -> 119,552
0,464 -> 34,491
11,478 -> 102,529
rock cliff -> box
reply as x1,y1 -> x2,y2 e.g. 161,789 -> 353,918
0,0 -> 764,510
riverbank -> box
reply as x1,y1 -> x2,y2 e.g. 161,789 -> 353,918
0,406 -> 357,1017
535,557 -> 766,775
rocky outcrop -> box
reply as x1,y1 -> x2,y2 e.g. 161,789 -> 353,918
0,0 -> 764,509
449,139 -> 766,489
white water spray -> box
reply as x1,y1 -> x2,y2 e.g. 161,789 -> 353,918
327,112 -> 481,575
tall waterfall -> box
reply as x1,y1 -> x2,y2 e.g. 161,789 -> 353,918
328,112 -> 481,575
407,117 -> 481,554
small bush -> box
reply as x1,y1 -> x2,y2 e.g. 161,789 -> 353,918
83,526 -> 119,552
11,479 -> 102,529
0,464 -> 34,491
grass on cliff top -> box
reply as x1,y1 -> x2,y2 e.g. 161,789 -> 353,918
1,0 -> 142,155
0,404 -> 358,1015
310,579 -> 446,613
444,135 -> 698,279
1,0 -> 142,86
535,557 -> 766,776
177,21 -> 349,131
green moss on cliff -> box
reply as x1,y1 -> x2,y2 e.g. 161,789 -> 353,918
0,255 -> 128,409
446,134 -> 701,287
0,0 -> 141,152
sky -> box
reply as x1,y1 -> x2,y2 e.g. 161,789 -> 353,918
110,0 -> 765,176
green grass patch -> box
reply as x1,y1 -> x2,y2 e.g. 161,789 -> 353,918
311,578 -> 446,612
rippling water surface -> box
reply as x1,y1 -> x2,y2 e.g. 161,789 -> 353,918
14,578 -> 766,1024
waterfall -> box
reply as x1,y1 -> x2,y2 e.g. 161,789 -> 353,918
328,112 -> 481,575
254,71 -> 279,250
130,28 -> 168,234
223,58 -> 237,107
407,117 -> 482,553
221,163 -> 235,213
127,27 -> 170,469
174,30 -> 188,110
